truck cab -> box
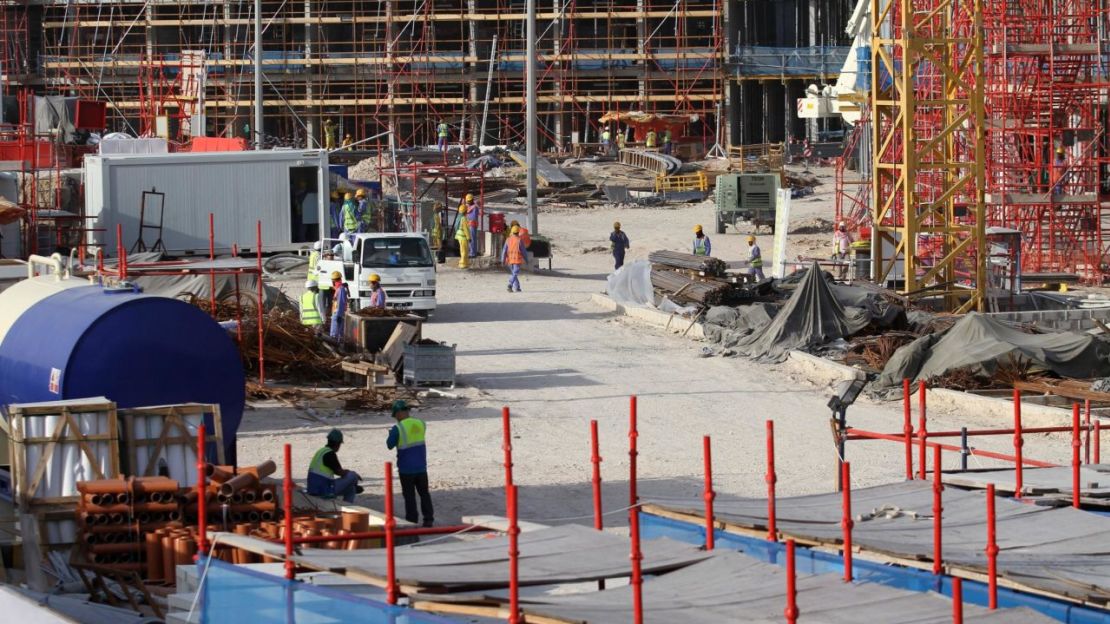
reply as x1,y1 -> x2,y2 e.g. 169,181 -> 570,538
315,233 -> 437,316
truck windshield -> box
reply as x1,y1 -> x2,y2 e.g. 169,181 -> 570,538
360,237 -> 434,268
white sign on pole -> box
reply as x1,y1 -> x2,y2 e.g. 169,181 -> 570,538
772,188 -> 792,278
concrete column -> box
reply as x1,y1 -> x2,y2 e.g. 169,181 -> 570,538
305,0 -> 316,148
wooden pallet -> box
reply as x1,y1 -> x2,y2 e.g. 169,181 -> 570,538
341,360 -> 395,389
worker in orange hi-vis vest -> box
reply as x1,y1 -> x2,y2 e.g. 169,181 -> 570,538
501,225 -> 528,292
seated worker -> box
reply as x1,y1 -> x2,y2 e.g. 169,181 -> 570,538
306,429 -> 363,502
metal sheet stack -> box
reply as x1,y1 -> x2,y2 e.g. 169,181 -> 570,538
648,250 -> 728,276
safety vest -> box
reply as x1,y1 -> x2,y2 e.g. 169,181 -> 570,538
307,250 -> 320,277
646,131 -> 657,148
300,291 -> 323,326
342,200 -> 360,232
693,237 -> 709,256
601,130 -> 611,143
455,220 -> 470,242
505,235 -> 525,265
394,417 -> 428,474
438,123 -> 449,138
664,130 -> 672,143
518,227 -> 532,248
306,446 -> 337,496
749,245 -> 763,268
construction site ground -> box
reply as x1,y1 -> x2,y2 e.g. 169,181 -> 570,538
236,166 -> 1076,526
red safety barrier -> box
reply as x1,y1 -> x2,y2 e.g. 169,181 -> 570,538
590,419 -> 603,531
629,396 -> 638,507
952,577 -> 964,623
196,424 -> 207,557
918,381 -> 928,480
845,429 -> 1055,468
703,435 -> 715,551
1097,420 -> 1102,464
508,484 -> 520,624
629,396 -> 643,624
255,221 -> 265,382
932,444 -> 943,575
1013,388 -> 1023,498
116,224 -> 126,280
841,461 -> 853,582
502,407 -> 515,498
766,420 -> 778,542
985,483 -> 998,609
1073,403 -> 1081,509
1085,400 -> 1092,464
283,444 -> 294,580
903,379 -> 914,480
784,539 -> 799,623
384,462 -> 397,604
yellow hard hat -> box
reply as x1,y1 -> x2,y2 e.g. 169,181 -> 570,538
747,235 -> 756,243
355,188 -> 367,198
693,224 -> 703,233
614,221 -> 621,229
344,192 -> 353,199
330,191 -> 339,199
510,219 -> 520,227
511,225 -> 520,235
1057,146 -> 1066,155
368,273 -> 381,283
345,134 -> 352,138
330,271 -> 341,281
465,193 -> 474,202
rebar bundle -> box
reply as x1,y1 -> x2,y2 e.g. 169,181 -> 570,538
648,250 -> 728,276
651,270 -> 731,306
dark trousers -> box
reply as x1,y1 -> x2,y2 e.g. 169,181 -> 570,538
400,472 -> 434,526
613,251 -> 625,270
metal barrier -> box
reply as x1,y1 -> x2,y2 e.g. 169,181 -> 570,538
655,171 -> 708,193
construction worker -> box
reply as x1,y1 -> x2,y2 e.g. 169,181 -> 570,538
510,219 -> 531,266
437,120 -> 449,152
342,133 -> 353,150
355,188 -> 373,232
329,191 -> 343,237
601,128 -> 611,148
386,400 -> 434,527
455,206 -> 471,269
366,273 -> 387,309
317,275 -> 333,324
610,221 -> 630,270
692,224 -> 711,256
662,129 -> 673,155
833,222 -> 852,279
464,193 -> 480,257
616,130 -> 627,151
645,129 -> 657,149
747,235 -> 765,281
341,192 -> 361,238
300,280 -> 326,332
502,224 -> 528,292
307,429 -> 363,502
307,241 -> 322,278
324,118 -> 337,150
1052,146 -> 1067,195
329,270 -> 350,340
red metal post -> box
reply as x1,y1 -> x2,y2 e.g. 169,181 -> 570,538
116,224 -> 126,280
841,461 -> 853,582
1013,388 -> 1023,498
208,213 -> 216,315
932,444 -> 943,575
629,396 -> 638,507
784,539 -> 799,624
502,407 -> 514,498
384,462 -> 397,604
1073,403 -> 1081,509
283,443 -> 294,580
196,424 -> 207,557
508,484 -> 520,624
256,221 -> 265,382
952,577 -> 963,624
1097,420 -> 1102,464
918,380 -> 928,480
590,419 -> 603,531
985,483 -> 998,609
703,435 -> 715,551
1085,399 -> 1092,464
766,420 -> 778,542
903,378 -> 913,479
629,481 -> 644,624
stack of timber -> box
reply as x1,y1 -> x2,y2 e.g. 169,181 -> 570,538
651,270 -> 733,306
648,250 -> 728,277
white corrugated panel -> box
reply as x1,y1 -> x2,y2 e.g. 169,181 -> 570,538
98,138 -> 169,155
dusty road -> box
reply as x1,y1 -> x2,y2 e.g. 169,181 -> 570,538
238,168 -> 1075,526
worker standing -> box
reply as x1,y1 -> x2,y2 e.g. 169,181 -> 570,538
437,120 -> 449,152
692,224 -> 712,256
386,401 -> 434,527
366,273 -> 387,309
324,118 -> 337,151
662,129 -> 673,155
646,129 -> 657,149
616,130 -> 627,151
307,241 -> 322,278
355,188 -> 373,233
455,206 -> 471,269
601,128 -> 611,153
307,429 -> 363,502
747,235 -> 765,281
342,134 -> 353,150
1052,146 -> 1068,195
329,271 -> 350,340
464,194 -> 480,257
300,280 -> 325,330
502,224 -> 528,292
833,222 -> 853,279
610,221 -> 630,270
341,192 -> 361,239
329,191 -> 343,237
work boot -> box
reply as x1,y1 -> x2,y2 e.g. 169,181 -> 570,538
507,285 -> 513,292
422,520 -> 434,528
355,485 -> 365,494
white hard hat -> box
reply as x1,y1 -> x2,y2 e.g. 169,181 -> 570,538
312,241 -> 322,251
305,279 -> 317,289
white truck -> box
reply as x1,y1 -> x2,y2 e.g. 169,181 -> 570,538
314,233 -> 437,316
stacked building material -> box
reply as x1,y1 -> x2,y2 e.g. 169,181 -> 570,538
195,461 -> 278,525
648,250 -> 728,276
650,270 -> 734,306
76,477 -> 181,574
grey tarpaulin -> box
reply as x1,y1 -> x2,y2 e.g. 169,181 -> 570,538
731,261 -> 870,361
34,96 -> 77,143
416,551 -> 1051,623
648,481 -> 1110,604
872,312 -> 1110,397
703,302 -> 779,347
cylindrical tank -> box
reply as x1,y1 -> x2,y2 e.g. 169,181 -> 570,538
0,277 -> 245,462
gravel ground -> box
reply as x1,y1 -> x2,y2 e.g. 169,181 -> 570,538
236,166 -> 1076,526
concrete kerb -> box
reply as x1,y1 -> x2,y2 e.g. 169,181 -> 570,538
589,293 -> 705,339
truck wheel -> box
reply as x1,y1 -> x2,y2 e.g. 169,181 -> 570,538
716,219 -> 726,235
